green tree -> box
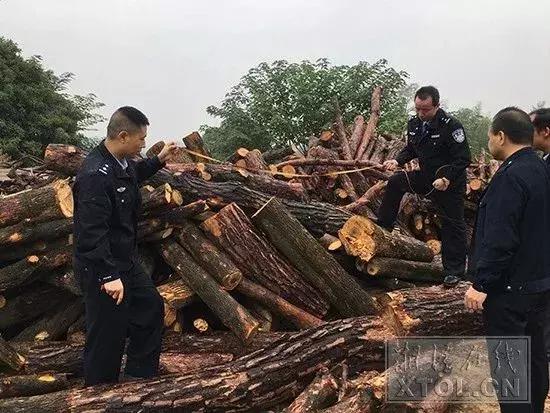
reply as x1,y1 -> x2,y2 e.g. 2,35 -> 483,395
0,37 -> 104,161
202,59 -> 409,158
451,103 -> 492,156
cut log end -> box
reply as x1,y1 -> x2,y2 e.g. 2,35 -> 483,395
27,255 -> 40,265
237,148 -> 250,157
193,318 -> 209,333
53,180 -> 74,218
171,189 -> 184,206
427,239 -> 442,255
0,295 -> 6,309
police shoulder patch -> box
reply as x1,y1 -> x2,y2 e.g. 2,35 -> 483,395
452,128 -> 465,143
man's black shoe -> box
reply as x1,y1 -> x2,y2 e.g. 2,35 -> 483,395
443,275 -> 462,287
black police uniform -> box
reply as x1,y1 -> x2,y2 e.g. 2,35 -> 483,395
377,108 -> 471,279
470,147 -> 550,413
73,141 -> 165,385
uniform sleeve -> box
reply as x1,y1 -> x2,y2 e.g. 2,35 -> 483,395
74,173 -> 119,284
395,124 -> 417,165
472,172 -> 526,292
441,121 -> 471,182
135,156 -> 164,184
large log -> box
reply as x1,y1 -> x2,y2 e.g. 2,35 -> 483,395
159,240 -> 259,343
43,144 -> 87,176
357,256 -> 444,283
284,368 -> 339,413
13,298 -> 83,342
0,316 -> 394,412
0,373 -> 71,399
355,86 -> 382,160
349,115 -> 366,158
201,203 -> 329,317
381,282 -> 483,336
0,247 -> 72,292
236,278 -> 324,329
0,235 -> 72,263
0,218 -> 72,248
0,284 -> 72,330
0,180 -> 73,228
252,198 -> 379,317
262,145 -> 301,164
174,222 -> 242,290
182,131 -> 211,162
154,200 -> 209,225
0,335 -> 25,372
167,162 -> 308,201
164,172 -> 353,236
338,215 -> 434,263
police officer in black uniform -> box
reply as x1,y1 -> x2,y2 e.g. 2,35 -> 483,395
73,106 -> 176,385
465,107 -> 550,413
377,86 -> 471,286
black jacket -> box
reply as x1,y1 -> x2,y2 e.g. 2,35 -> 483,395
471,147 -> 550,294
396,109 -> 471,188
73,141 -> 164,283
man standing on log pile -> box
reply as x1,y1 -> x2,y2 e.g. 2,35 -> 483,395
377,86 -> 471,287
73,106 -> 177,385
465,107 -> 550,412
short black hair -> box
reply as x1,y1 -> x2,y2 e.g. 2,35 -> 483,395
107,106 -> 149,139
530,108 -> 550,132
415,86 -> 440,106
491,107 -> 534,145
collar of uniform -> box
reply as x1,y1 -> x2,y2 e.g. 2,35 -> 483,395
410,108 -> 448,131
98,140 -> 131,179
496,147 -> 534,174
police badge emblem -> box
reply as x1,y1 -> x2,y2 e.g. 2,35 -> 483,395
452,128 -> 465,143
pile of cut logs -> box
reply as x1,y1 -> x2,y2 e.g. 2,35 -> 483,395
0,90 -> 513,411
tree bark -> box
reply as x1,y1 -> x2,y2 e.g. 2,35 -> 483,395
0,235 -> 72,263
140,183 -> 174,212
357,256 -> 444,283
236,278 -> 324,329
252,198 -> 379,317
159,172 -> 353,236
0,284 -> 73,330
13,298 -> 83,342
159,240 -> 259,343
0,247 -> 72,292
355,86 -> 382,160
201,203 -> 329,317
167,163 -> 308,201
0,218 -> 72,248
338,215 -> 434,263
243,149 -> 268,171
348,115 -> 366,158
0,335 -> 25,372
343,181 -> 387,215
153,200 -> 209,224
182,131 -> 211,162
43,144 -> 87,176
381,282 -> 484,336
0,180 -> 73,228
45,268 -> 81,296
174,222 -> 242,290
285,368 -> 339,413
0,372 -> 71,399
262,145 -> 301,164
146,141 -> 194,164
0,316 -> 394,413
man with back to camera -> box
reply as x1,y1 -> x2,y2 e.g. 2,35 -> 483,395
73,106 -> 177,385
464,107 -> 550,412
377,86 -> 471,287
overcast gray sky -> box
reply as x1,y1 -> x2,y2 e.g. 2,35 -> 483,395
1,0 -> 549,145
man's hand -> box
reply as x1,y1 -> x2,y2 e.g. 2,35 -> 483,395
157,142 -> 178,163
101,279 -> 124,305
383,159 -> 399,171
432,177 -> 450,191
464,285 -> 487,312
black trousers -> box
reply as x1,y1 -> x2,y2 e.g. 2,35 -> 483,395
79,263 -> 164,386
377,170 -> 467,277
483,291 -> 550,413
